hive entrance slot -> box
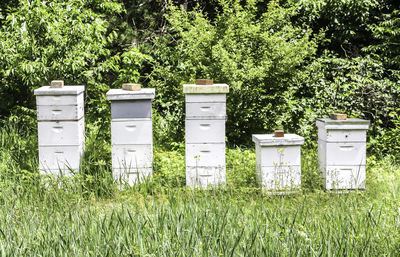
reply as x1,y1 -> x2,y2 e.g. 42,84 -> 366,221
52,126 -> 63,133
199,174 -> 212,177
200,124 -> 211,130
339,145 -> 354,151
125,125 -> 137,131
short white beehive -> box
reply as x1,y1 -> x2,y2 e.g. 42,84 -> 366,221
34,82 -> 85,177
316,118 -> 370,190
106,86 -> 155,185
252,133 -> 304,193
183,82 -> 229,189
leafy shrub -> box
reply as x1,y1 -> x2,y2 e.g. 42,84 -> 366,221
289,0 -> 400,152
364,8 -> 400,69
371,109 -> 400,160
153,144 -> 186,188
301,148 -> 323,191
289,53 -> 400,150
79,122 -> 114,197
0,0 -> 150,126
226,147 -> 257,188
292,0 -> 380,56
148,0 -> 318,146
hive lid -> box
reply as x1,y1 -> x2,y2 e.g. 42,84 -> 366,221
183,84 -> 229,94
34,85 -> 85,96
106,88 -> 155,100
316,118 -> 370,130
252,134 -> 304,146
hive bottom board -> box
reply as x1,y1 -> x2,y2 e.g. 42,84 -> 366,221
186,166 -> 226,189
113,167 -> 152,186
256,165 -> 301,192
39,145 -> 84,171
322,165 -> 366,190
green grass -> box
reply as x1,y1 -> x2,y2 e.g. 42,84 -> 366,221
0,119 -> 400,256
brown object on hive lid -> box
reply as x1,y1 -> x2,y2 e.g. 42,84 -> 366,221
330,113 -> 347,120
274,130 -> 284,137
50,80 -> 64,88
122,83 -> 141,91
196,79 -> 214,85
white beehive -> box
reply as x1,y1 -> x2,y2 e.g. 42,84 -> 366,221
34,84 -> 85,177
183,83 -> 229,189
252,134 -> 304,193
106,87 -> 155,185
316,118 -> 370,190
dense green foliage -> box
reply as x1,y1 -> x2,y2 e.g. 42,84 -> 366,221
149,1 -> 317,145
0,0 -> 150,128
0,0 -> 118,114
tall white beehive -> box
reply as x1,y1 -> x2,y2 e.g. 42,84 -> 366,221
316,118 -> 370,190
183,82 -> 229,188
106,86 -> 155,185
252,134 -> 304,193
34,83 -> 85,177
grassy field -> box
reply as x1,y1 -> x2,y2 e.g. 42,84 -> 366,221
1,121 -> 400,256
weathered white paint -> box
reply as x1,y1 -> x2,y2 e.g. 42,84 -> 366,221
34,86 -> 84,96
113,167 -> 153,185
106,88 -> 155,101
185,119 -> 226,144
316,118 -> 370,190
323,165 -> 366,190
111,119 -> 153,145
39,144 -> 84,171
252,134 -> 304,193
185,94 -> 226,103
318,141 -> 366,166
111,144 -> 153,169
184,83 -> 229,189
183,84 -> 229,94
257,165 -> 301,191
186,166 -> 226,189
35,85 -> 85,177
38,118 -> 85,146
185,143 -> 225,167
37,104 -> 84,121
186,102 -> 226,118
107,87 -> 155,186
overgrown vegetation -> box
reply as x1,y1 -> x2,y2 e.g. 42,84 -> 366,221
1,117 -> 400,255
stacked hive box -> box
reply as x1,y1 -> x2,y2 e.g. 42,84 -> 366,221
316,118 -> 370,190
252,134 -> 304,193
183,83 -> 229,188
34,84 -> 85,176
106,87 -> 155,185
